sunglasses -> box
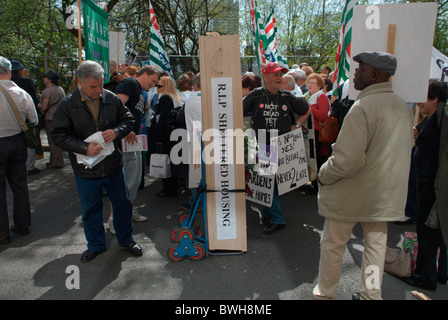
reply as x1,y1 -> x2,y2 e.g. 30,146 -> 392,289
155,84 -> 164,88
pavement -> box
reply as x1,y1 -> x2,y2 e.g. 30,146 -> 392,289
1,130 -> 447,302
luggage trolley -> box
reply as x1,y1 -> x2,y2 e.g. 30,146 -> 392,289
167,178 -> 208,262
167,138 -> 208,262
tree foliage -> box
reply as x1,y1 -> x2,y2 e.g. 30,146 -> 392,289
0,0 -> 446,89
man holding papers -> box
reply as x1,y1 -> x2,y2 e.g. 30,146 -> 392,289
52,60 -> 143,262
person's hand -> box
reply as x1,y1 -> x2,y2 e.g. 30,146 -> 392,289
86,142 -> 103,156
331,95 -> 338,104
413,127 -> 419,139
102,129 -> 117,143
124,131 -> 138,144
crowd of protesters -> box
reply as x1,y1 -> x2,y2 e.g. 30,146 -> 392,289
0,53 -> 447,299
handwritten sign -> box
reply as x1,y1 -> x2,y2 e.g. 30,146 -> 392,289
271,128 -> 308,195
245,170 -> 275,207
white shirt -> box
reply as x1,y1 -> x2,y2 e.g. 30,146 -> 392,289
184,91 -> 203,188
184,91 -> 202,134
0,80 -> 37,138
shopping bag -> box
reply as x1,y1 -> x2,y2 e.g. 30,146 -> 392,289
149,153 -> 171,178
403,232 -> 418,271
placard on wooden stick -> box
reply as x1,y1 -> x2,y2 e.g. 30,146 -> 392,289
199,35 -> 247,252
349,3 -> 438,102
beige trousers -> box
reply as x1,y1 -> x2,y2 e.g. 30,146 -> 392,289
313,218 -> 388,300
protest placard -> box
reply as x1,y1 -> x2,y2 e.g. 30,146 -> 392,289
271,128 -> 308,196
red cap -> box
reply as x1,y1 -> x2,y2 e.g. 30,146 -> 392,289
261,62 -> 288,75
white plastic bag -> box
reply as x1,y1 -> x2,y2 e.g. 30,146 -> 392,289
149,153 -> 171,178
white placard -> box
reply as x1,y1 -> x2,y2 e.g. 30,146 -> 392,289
430,47 -> 448,83
349,3 -> 438,102
108,31 -> 126,65
271,128 -> 308,196
211,77 -> 236,240
245,170 -> 275,207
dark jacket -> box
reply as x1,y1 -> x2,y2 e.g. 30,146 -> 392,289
435,103 -> 448,244
51,87 -> 134,178
148,94 -> 175,154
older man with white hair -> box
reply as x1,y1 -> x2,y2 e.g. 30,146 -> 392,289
52,60 -> 143,262
0,57 -> 38,244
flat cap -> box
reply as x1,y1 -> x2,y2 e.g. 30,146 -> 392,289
353,51 -> 397,76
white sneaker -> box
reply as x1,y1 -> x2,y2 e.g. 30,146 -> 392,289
132,211 -> 148,222
108,216 -> 115,234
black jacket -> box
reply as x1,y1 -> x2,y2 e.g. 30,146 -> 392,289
51,87 -> 134,178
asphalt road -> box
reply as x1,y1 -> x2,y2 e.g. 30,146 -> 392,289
1,140 -> 447,302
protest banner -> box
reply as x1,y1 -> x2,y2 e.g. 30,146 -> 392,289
430,47 -> 448,83
82,0 -> 110,81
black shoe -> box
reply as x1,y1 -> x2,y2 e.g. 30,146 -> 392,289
263,223 -> 285,235
438,276 -> 447,285
81,249 -> 105,263
352,292 -> 361,300
11,225 -> 30,235
0,235 -> 11,245
27,168 -> 41,175
121,241 -> 143,256
402,276 -> 437,291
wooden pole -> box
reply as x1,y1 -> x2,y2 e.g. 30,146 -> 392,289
387,24 -> 396,82
387,24 -> 397,55
77,0 -> 83,65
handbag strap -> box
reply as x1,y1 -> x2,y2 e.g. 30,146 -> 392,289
0,84 -> 28,132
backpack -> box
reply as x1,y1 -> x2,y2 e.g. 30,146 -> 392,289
166,105 -> 186,132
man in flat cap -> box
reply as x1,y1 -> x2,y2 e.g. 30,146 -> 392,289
243,62 -> 310,235
312,52 -> 414,300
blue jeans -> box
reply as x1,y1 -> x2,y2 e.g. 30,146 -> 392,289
262,184 -> 285,224
75,169 -> 134,251
123,151 -> 142,201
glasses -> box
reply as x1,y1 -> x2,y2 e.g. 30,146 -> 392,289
155,84 -> 164,88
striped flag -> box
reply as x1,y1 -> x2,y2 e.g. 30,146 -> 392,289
250,0 -> 267,73
264,9 -> 288,69
149,1 -> 173,76
334,0 -> 357,85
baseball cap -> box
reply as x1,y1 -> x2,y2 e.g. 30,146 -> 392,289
261,62 -> 288,75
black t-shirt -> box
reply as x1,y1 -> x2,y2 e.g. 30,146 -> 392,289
115,77 -> 144,134
243,87 -> 309,142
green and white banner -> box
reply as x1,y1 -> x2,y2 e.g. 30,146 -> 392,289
149,1 -> 173,76
83,0 -> 110,81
